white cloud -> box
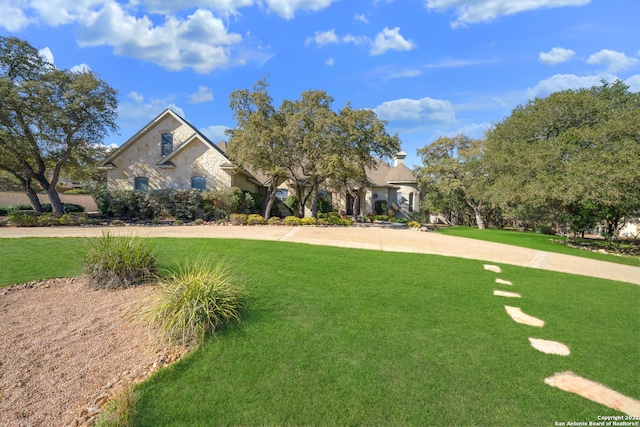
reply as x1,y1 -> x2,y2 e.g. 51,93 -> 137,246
0,4 -> 36,31
524,73 -> 613,99
539,47 -> 576,65
305,29 -> 339,47
426,0 -> 591,27
128,91 -> 145,103
118,92 -> 185,127
70,63 -> 92,73
200,125 -> 230,142
370,27 -> 416,56
325,57 -> 335,66
264,0 -> 337,19
76,4 -> 243,73
140,0 -> 254,16
447,122 -> 492,139
625,75 -> 640,92
586,49 -> 638,72
374,97 -> 455,123
342,34 -> 370,46
188,86 -> 214,104
424,58 -> 487,68
38,47 -> 54,64
354,13 -> 368,23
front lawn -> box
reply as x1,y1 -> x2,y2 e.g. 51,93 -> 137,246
1,237 -> 637,426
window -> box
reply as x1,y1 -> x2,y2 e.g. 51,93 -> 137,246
134,177 -> 149,192
409,193 -> 414,213
161,133 -> 173,156
191,176 -> 206,191
276,189 -> 288,202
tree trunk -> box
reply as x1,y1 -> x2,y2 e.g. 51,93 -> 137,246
310,177 -> 319,219
263,177 -> 280,220
47,186 -> 65,213
21,179 -> 43,212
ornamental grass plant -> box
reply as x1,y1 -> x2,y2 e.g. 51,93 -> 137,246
83,232 -> 157,289
94,381 -> 138,427
139,257 -> 247,347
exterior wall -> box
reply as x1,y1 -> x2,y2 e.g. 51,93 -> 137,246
0,192 -> 98,212
393,184 -> 420,218
106,115 -> 231,192
231,174 -> 259,193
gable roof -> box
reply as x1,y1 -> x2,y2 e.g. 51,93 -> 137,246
100,108 -> 226,167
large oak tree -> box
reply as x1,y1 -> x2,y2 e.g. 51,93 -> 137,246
0,36 -> 117,213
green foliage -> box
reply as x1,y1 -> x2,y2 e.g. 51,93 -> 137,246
174,220 -> 184,226
317,197 -> 332,214
95,381 -> 138,427
229,213 -> 247,225
63,203 -> 85,213
284,195 -> 299,212
0,36 -> 118,214
194,219 -> 204,225
247,214 -> 266,225
283,215 -> 301,225
0,206 -> 8,216
267,216 -> 281,225
300,217 -> 317,226
374,200 -> 387,215
138,257 -> 247,347
8,210 -> 39,226
373,215 -> 390,221
83,232 -> 157,289
407,221 -> 421,228
149,189 -> 201,220
201,187 -> 248,219
93,189 -> 155,219
63,188 -> 90,195
0,171 -> 22,191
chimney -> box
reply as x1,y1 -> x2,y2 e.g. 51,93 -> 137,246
393,151 -> 406,167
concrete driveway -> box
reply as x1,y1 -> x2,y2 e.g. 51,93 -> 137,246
1,225 -> 638,285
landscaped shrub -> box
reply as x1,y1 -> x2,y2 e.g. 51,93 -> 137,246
94,190 -> 155,219
267,216 -> 281,225
8,203 -> 35,212
300,217 -> 317,226
407,221 -> 421,229
373,215 -> 390,221
8,210 -> 40,227
194,219 -> 204,225
59,213 -> 87,225
110,219 -> 124,226
284,195 -> 299,213
174,220 -> 184,225
247,214 -> 266,225
374,200 -> 387,215
0,206 -> 9,216
83,232 -> 157,289
62,203 -> 85,213
229,213 -> 247,225
283,216 -> 301,226
138,257 -> 247,346
318,197 -> 332,214
37,213 -> 61,227
149,189 -> 201,220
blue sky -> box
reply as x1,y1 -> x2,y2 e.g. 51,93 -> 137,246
3,0 -> 639,167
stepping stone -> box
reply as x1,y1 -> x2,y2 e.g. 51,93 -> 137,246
545,372 -> 640,417
493,290 -> 521,298
528,338 -> 570,355
484,264 -> 501,273
504,306 -> 545,327
495,278 -> 512,285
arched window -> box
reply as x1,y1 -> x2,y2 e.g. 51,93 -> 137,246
191,176 -> 206,191
134,177 -> 149,192
409,192 -> 414,212
161,133 -> 173,156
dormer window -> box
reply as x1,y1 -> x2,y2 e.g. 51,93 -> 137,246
161,133 -> 173,156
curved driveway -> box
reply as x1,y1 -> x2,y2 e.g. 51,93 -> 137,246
1,225 -> 638,285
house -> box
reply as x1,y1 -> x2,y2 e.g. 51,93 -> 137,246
99,109 -> 264,193
276,151 -> 420,218
101,108 -> 419,218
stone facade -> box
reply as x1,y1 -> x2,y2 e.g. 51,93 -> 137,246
101,109 -> 260,193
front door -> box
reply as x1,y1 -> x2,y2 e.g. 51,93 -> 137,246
346,193 -> 354,216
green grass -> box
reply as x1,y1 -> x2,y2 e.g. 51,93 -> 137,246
439,226 -> 640,267
1,237 -> 637,426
